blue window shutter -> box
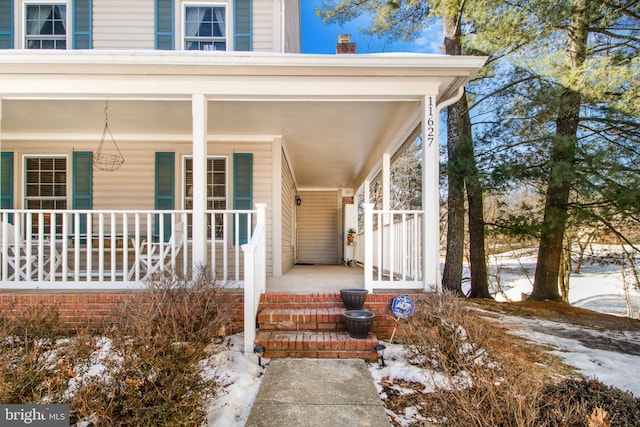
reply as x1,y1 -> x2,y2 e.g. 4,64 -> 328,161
72,0 -> 92,49
234,0 -> 252,51
155,0 -> 174,50
155,152 -> 174,241
0,0 -> 13,49
72,151 -> 93,235
233,153 -> 252,244
0,152 -> 13,223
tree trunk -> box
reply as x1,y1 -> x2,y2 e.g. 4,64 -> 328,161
441,13 -> 465,296
465,132 -> 491,299
441,10 -> 491,298
531,0 -> 588,301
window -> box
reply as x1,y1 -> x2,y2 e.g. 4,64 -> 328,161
24,156 -> 67,234
25,3 -> 67,49
184,157 -> 227,238
184,4 -> 226,51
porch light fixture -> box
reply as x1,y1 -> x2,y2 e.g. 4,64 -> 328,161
296,195 -> 301,206
375,344 -> 386,368
254,345 -> 265,367
94,100 -> 125,172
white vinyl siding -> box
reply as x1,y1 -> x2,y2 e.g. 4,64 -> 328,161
2,138 -> 275,276
252,0 -> 273,52
92,0 -> 154,49
296,191 -> 338,265
281,150 -> 295,272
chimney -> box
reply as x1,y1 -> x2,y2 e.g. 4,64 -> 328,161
336,34 -> 356,54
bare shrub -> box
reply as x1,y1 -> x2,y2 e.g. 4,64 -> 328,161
0,303 -> 89,404
539,378 -> 640,427
115,267 -> 234,344
70,269 -> 230,426
400,292 -> 544,426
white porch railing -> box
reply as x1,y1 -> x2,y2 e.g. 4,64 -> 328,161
363,204 -> 424,291
241,203 -> 266,354
0,208 -> 258,289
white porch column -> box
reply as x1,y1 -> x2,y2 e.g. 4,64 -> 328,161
364,180 -> 371,204
363,203 -> 374,292
271,137 -> 283,276
422,95 -> 441,291
382,153 -> 391,211
192,94 -> 208,275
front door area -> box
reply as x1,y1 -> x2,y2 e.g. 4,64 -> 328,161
296,191 -> 339,265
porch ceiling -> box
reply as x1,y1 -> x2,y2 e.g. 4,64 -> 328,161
1,98 -> 413,189
0,51 -> 488,190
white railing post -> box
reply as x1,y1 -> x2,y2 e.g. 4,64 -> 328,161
255,204 -> 266,294
364,203 -> 374,292
242,203 -> 266,354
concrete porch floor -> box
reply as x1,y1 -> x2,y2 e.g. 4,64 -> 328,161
266,264 -> 363,293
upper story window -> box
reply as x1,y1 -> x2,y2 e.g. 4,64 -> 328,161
25,3 -> 68,49
184,4 -> 227,51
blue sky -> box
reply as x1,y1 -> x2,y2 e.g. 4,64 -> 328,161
300,0 -> 443,54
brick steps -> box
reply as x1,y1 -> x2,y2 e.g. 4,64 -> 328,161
255,292 -> 379,360
257,307 -> 348,331
255,330 -> 379,361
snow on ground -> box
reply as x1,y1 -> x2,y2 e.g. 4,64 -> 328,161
488,312 -> 640,396
205,245 -> 640,426
204,334 -> 264,427
484,244 -> 640,317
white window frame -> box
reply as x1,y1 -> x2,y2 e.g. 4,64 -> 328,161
183,155 -> 228,241
181,2 -> 229,51
22,0 -> 70,50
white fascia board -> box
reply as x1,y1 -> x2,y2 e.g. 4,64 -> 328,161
0,50 -> 488,76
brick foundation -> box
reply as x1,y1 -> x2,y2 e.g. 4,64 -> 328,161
0,291 -> 245,333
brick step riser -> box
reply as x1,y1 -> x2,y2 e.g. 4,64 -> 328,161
255,331 -> 379,361
264,350 -> 378,361
257,308 -> 350,332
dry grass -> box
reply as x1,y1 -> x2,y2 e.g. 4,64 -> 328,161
380,293 -> 640,427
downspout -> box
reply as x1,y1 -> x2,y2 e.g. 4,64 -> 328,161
437,86 -> 466,115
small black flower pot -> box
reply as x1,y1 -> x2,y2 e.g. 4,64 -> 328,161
343,310 -> 375,339
340,288 -> 368,310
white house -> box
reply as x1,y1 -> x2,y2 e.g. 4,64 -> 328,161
0,0 -> 486,350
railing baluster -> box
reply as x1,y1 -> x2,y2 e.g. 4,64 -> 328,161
123,214 -> 129,281
110,213 -> 117,282
98,213 -> 105,282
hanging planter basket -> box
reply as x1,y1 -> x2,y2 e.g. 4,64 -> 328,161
94,101 -> 125,172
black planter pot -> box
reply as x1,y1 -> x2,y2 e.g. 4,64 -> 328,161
340,288 -> 368,310
343,310 -> 376,339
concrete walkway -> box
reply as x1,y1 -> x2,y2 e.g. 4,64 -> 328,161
245,359 -> 390,427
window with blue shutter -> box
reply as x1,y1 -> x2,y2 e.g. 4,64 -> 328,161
72,151 -> 93,236
155,0 -> 174,50
72,0 -> 92,49
0,152 -> 13,223
234,0 -> 252,51
155,152 -> 175,241
233,153 -> 252,244
0,0 -> 13,49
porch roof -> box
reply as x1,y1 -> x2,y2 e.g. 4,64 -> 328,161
0,50 -> 487,190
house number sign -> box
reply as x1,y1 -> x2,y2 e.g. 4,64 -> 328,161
425,96 -> 436,147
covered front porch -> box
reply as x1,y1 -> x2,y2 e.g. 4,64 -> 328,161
0,50 -> 486,352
